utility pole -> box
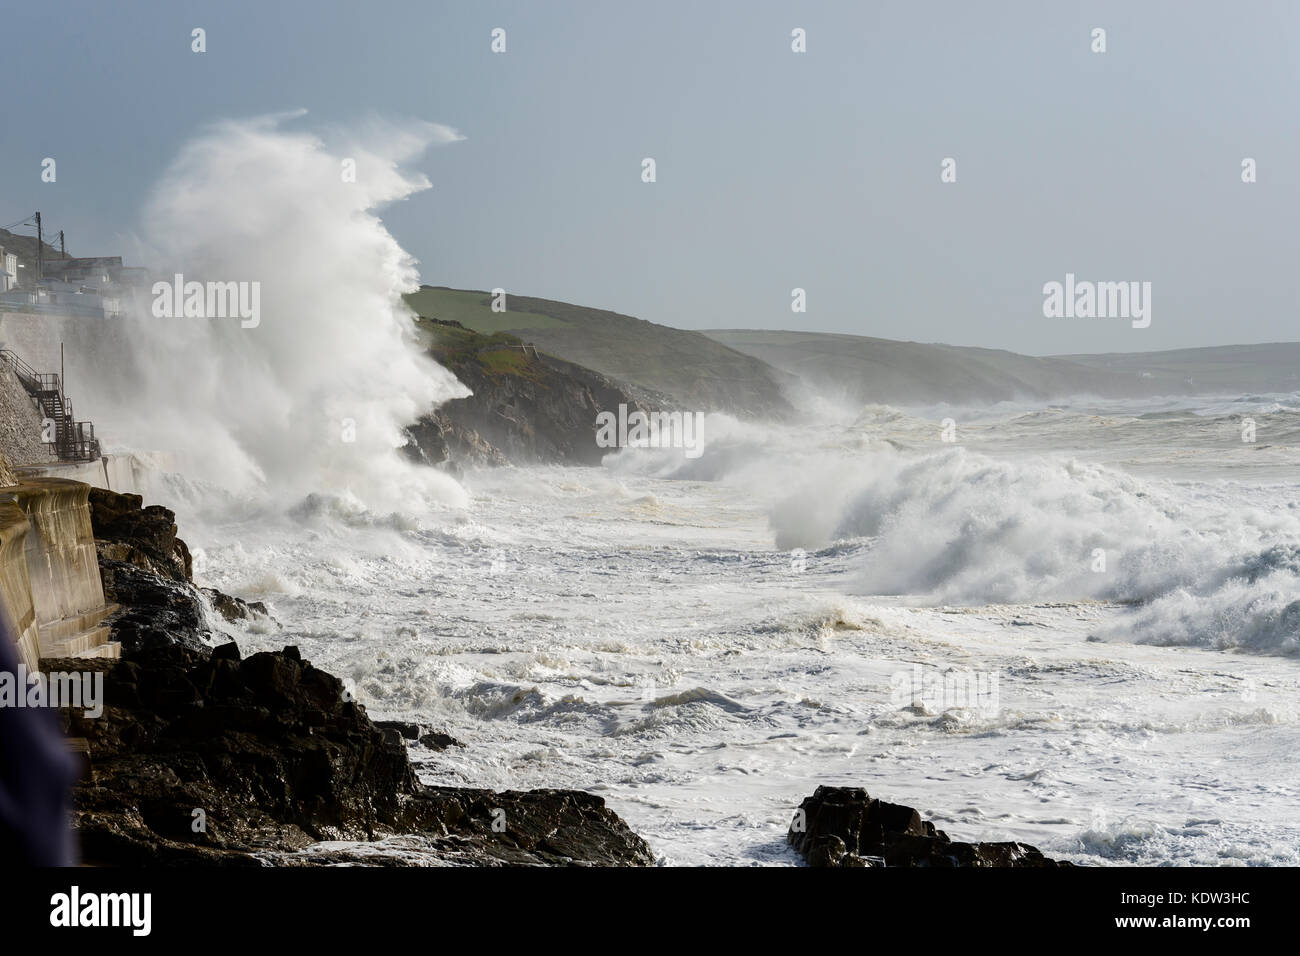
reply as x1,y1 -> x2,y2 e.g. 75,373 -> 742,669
34,211 -> 43,284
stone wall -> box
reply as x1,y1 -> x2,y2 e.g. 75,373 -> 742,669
0,360 -> 51,469
0,478 -> 115,667
0,498 -> 40,669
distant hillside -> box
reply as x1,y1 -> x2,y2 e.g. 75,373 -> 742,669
404,287 -> 795,419
0,228 -> 64,285
405,288 -> 1296,417
1055,343 -> 1300,395
704,329 -> 1156,406
405,316 -> 658,468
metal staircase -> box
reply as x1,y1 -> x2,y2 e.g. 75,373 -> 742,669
0,348 -> 101,461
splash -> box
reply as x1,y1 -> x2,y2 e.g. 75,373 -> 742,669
22,113 -> 469,513
606,410 -> 1300,654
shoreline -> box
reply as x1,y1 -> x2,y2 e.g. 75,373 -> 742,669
50,485 -> 1069,867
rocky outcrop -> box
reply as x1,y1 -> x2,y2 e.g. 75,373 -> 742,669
405,319 -> 662,468
374,720 -> 465,752
403,409 -> 508,472
57,642 -> 654,866
788,786 -> 1069,867
199,587 -> 269,624
88,488 -> 209,655
405,287 -> 796,420
88,487 -> 266,652
97,558 -> 211,655
88,487 -> 191,584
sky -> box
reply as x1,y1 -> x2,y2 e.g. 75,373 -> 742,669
2,0 -> 1297,355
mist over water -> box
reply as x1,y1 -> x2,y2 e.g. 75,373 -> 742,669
25,114 -> 470,514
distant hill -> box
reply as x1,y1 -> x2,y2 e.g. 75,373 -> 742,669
1055,343 -> 1300,395
703,329 -> 1155,406
405,288 -> 1299,416
404,287 -> 795,419
0,228 -> 64,285
404,316 -> 660,468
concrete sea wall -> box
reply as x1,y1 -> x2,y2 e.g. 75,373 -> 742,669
14,453 -> 147,495
0,498 -> 41,670
0,478 -> 117,668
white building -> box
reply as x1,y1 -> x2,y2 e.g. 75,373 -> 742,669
0,248 -> 17,292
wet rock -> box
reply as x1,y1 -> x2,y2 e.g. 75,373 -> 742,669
403,409 -> 509,472
93,494 -> 271,656
97,558 -> 211,656
373,721 -> 465,752
57,646 -> 653,866
89,487 -> 191,583
419,731 -> 465,752
71,494 -> 652,866
200,587 -> 271,623
375,719 -> 422,740
404,319 -> 665,468
788,785 -> 1069,868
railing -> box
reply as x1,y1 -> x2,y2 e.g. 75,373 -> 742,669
56,419 -> 100,462
0,348 -> 43,392
0,348 -> 101,462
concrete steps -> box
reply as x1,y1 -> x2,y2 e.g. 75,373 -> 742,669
63,640 -> 120,660
38,602 -> 121,661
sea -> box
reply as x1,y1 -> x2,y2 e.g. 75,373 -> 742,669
158,393 -> 1300,866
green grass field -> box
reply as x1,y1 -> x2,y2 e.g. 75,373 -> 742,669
405,286 -> 793,417
404,287 -> 569,334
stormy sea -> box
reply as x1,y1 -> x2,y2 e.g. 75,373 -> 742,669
17,117 -> 1297,868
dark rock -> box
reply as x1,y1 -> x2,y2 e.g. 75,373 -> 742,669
404,320 -> 669,468
403,410 -> 508,472
807,834 -> 847,868
73,492 -> 653,866
57,647 -> 653,866
375,720 -> 422,740
419,731 -> 465,752
89,487 -> 192,583
788,785 -> 1069,868
200,587 -> 272,624
374,722 -> 467,754
94,495 -> 269,658
97,558 -> 212,657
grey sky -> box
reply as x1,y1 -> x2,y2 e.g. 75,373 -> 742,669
2,0 -> 1296,354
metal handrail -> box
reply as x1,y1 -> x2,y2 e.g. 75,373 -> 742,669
0,347 -> 101,462
0,348 -> 42,389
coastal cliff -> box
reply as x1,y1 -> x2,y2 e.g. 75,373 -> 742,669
405,317 -> 660,469
404,287 -> 795,420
